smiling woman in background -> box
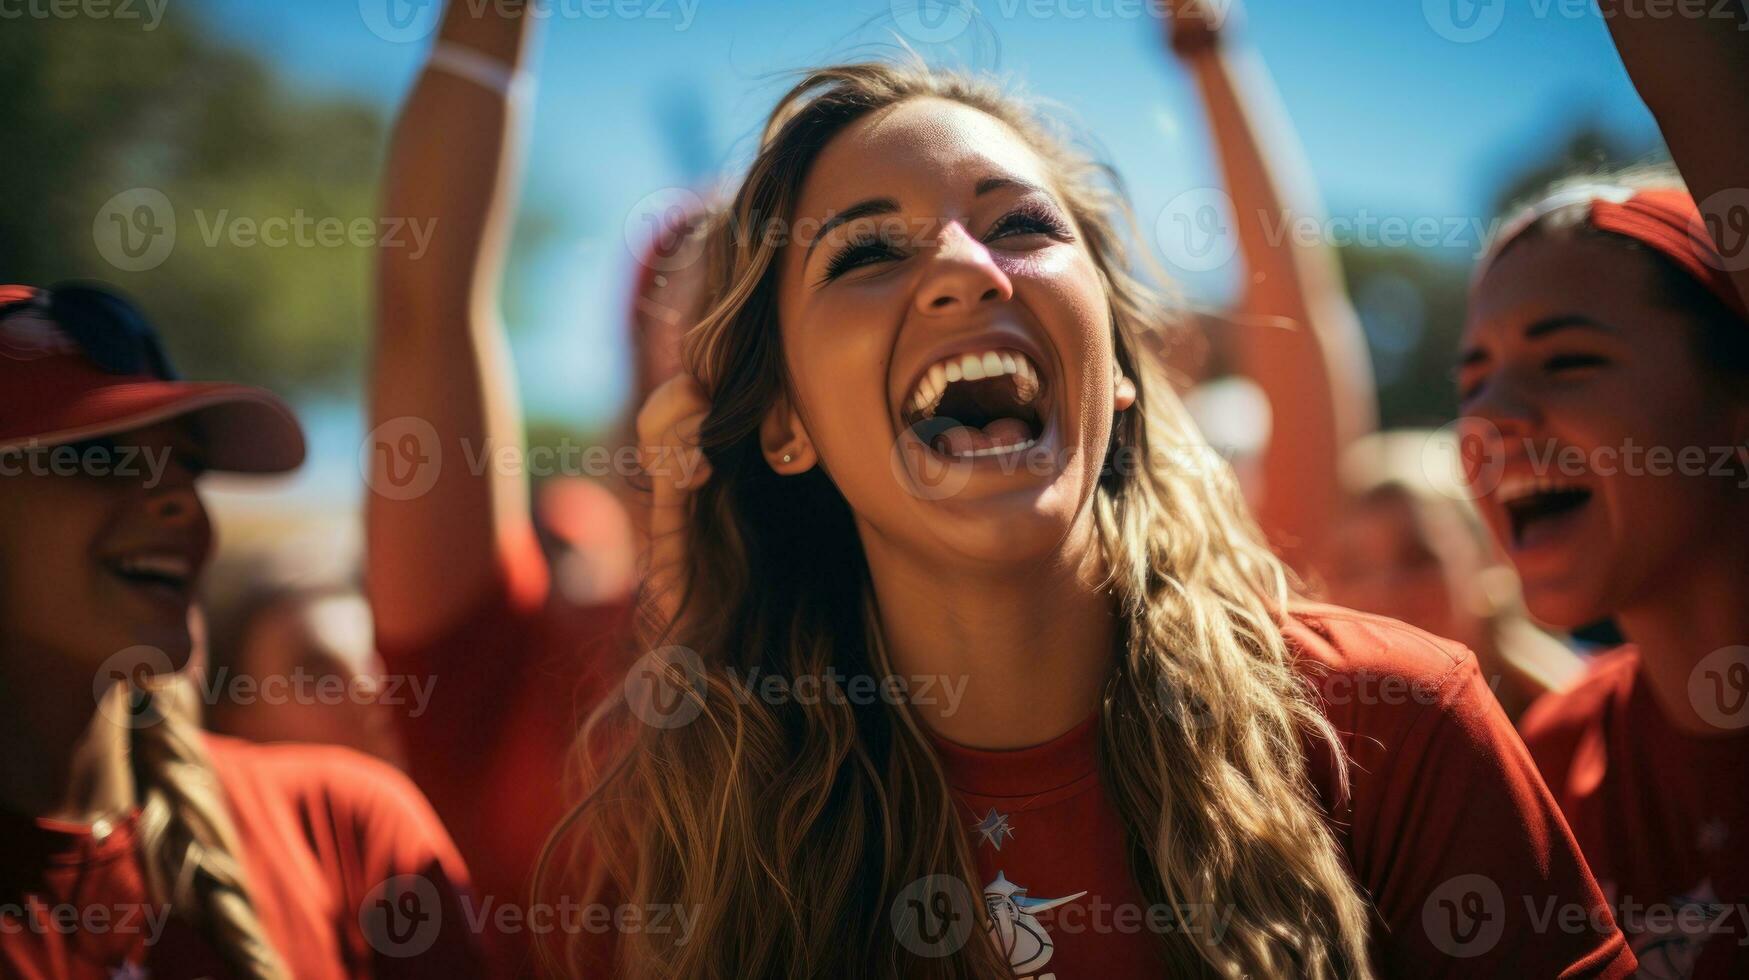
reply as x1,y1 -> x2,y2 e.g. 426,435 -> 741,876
0,283 -> 482,979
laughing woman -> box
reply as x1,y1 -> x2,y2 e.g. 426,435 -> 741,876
553,63 -> 1635,979
0,283 -> 481,978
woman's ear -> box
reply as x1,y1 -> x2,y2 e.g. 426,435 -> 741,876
760,394 -> 818,474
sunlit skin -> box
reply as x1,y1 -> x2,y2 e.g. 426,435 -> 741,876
0,422 -> 211,818
764,99 -> 1136,748
1459,234 -> 1749,730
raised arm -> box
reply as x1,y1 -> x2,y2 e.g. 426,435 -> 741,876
368,0 -> 540,646
1597,0 -> 1749,312
1166,0 -> 1378,565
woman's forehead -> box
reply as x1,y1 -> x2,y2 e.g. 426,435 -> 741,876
796,98 -> 1055,218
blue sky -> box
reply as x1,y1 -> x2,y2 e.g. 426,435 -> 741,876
186,0 -> 1661,499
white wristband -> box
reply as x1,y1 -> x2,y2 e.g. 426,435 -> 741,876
427,40 -> 533,101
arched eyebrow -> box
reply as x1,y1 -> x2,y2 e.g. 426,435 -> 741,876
805,199 -> 899,265
1523,314 -> 1615,339
1460,314 -> 1617,369
974,175 -> 1046,198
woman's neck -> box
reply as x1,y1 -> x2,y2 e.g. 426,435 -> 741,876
1617,543 -> 1749,737
861,518 -> 1118,750
0,646 -> 133,822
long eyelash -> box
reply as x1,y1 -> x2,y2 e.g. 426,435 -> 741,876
988,201 -> 1075,241
820,233 -> 898,284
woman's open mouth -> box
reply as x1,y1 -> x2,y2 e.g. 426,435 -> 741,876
1496,474 -> 1595,552
900,348 -> 1046,460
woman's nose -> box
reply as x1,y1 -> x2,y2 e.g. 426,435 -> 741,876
913,221 -> 1013,317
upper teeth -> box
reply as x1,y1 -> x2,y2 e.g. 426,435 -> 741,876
1496,475 -> 1586,505
115,554 -> 192,581
908,348 -> 1041,419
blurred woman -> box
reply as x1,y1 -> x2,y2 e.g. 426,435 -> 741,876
1460,166 -> 1749,980
0,283 -> 481,978
1456,14 -> 1749,978
1319,431 -> 1584,721
552,60 -> 1632,978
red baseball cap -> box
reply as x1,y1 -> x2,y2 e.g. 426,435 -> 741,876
0,282 -> 305,474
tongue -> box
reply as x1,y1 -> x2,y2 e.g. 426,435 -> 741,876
933,417 -> 1032,457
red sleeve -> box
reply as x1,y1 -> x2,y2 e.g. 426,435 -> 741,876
1304,615 -> 1636,978
208,738 -> 489,978
325,751 -> 489,980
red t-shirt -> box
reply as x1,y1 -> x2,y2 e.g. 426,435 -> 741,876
1522,646 -> 1749,980
376,531 -> 633,975
565,604 -> 1634,977
924,605 -> 1633,978
0,734 -> 482,978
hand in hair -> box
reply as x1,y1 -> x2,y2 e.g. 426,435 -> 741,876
636,372 -> 712,625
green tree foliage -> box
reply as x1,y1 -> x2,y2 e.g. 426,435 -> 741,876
0,10 -> 383,393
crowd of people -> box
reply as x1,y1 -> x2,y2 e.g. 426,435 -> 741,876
3,0 -> 1746,976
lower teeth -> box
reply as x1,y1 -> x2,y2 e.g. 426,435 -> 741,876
947,437 -> 1037,460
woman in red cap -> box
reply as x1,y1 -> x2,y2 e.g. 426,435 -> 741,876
1457,12 -> 1749,977
0,282 -> 484,978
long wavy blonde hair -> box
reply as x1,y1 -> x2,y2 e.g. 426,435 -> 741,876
546,61 -> 1372,979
